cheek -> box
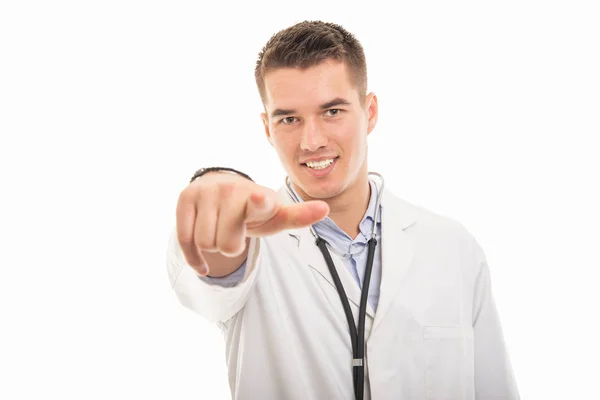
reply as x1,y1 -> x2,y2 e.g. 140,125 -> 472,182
339,125 -> 364,149
341,129 -> 367,165
271,136 -> 297,163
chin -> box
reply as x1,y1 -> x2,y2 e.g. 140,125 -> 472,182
294,176 -> 345,200
288,157 -> 350,199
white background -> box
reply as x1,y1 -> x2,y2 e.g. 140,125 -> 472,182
1,0 -> 599,399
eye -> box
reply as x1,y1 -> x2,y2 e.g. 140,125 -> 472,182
325,109 -> 342,116
280,116 -> 297,125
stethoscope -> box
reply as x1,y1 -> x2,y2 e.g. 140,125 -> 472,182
284,172 -> 384,400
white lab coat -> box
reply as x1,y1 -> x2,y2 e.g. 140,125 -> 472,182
167,183 -> 520,400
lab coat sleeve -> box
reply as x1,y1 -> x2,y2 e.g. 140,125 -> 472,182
166,228 -> 262,324
197,259 -> 247,288
472,242 -> 520,399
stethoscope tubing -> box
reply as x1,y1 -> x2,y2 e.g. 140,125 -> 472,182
283,172 -> 384,400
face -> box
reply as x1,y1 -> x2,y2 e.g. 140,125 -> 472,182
260,59 -> 378,201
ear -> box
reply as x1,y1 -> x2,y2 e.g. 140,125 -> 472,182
260,112 -> 273,146
365,92 -> 378,135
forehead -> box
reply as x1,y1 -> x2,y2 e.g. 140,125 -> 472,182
263,60 -> 358,110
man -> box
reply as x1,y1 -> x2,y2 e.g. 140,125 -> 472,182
166,20 -> 519,399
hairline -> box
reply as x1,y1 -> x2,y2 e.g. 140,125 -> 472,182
259,59 -> 367,112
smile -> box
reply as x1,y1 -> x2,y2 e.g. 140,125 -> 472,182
305,158 -> 336,169
301,157 -> 339,177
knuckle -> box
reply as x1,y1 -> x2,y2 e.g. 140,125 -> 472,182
178,187 -> 198,206
181,180 -> 221,205
218,181 -> 237,196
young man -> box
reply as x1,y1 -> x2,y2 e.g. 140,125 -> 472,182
167,20 -> 520,399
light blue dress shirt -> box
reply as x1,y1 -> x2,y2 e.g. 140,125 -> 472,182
200,180 -> 383,311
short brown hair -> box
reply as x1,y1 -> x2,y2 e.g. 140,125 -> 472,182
255,20 -> 368,106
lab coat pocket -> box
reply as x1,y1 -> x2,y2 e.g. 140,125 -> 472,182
423,326 -> 467,400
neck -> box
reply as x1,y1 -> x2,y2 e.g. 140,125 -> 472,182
327,180 -> 371,239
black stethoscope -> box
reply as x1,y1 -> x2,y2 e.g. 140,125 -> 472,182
284,173 -> 384,400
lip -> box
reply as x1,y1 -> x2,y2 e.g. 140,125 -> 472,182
301,157 -> 338,177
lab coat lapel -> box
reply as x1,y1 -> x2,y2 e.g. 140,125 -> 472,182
295,226 -> 376,319
370,191 -> 417,335
277,186 -> 376,319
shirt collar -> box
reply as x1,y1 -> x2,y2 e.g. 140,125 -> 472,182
288,179 -> 381,240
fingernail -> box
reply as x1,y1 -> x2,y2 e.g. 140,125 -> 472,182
198,264 -> 208,276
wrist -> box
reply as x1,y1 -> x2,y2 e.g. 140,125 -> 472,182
190,167 -> 253,184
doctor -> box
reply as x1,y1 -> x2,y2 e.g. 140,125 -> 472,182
167,20 -> 520,399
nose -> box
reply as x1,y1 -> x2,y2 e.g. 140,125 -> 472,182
300,118 -> 327,152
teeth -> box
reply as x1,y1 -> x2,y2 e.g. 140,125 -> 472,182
306,158 -> 335,169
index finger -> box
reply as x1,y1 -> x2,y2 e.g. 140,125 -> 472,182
247,200 -> 329,237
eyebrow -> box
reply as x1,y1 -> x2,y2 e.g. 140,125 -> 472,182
270,97 -> 352,118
